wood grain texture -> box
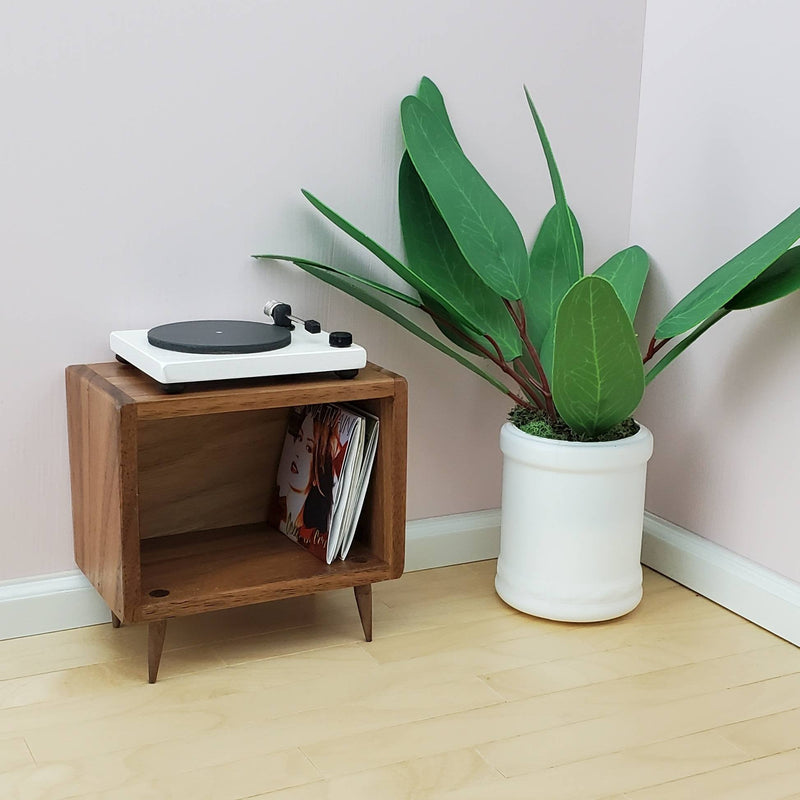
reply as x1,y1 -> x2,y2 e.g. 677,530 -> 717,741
1,565 -> 799,799
66,362 -> 408,661
66,366 -> 141,622
88,361 -> 402,419
354,584 -> 373,642
147,620 -> 167,683
345,387 -> 407,574
387,375 -> 408,576
137,408 -> 288,539
137,525 -> 391,620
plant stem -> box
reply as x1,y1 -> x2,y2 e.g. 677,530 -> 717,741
480,343 -> 547,411
644,308 -> 730,385
485,334 -> 546,397
421,305 -> 547,412
643,335 -> 673,364
512,357 -> 547,404
504,300 -> 557,420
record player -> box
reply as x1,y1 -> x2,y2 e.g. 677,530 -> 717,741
110,301 -> 367,392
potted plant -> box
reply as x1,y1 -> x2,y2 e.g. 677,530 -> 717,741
255,77 -> 800,622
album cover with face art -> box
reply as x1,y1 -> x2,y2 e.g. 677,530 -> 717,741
269,403 -> 370,564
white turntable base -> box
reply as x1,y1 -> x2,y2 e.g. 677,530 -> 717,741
110,327 -> 367,385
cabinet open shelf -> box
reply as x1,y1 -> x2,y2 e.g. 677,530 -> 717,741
66,361 -> 407,682
138,522 -> 390,620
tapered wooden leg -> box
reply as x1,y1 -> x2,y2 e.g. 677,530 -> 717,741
353,584 -> 372,642
111,612 -> 121,628
148,620 -> 168,684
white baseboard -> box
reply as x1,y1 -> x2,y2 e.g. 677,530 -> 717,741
2,510 -> 798,646
404,509 -> 501,572
641,512 -> 800,647
0,571 -> 110,641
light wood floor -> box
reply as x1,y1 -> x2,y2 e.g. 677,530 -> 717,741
1,562 -> 799,799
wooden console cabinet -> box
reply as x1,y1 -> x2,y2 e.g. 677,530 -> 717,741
65,362 -> 407,682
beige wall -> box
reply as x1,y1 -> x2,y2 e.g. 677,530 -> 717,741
631,0 -> 800,582
0,0 -> 647,581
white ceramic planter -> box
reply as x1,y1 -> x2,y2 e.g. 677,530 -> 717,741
496,421 -> 654,622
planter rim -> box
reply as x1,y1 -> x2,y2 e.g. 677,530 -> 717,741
501,420 -> 652,449
500,420 -> 653,472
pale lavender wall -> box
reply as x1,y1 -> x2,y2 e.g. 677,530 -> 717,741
0,0 -> 646,581
631,0 -> 800,582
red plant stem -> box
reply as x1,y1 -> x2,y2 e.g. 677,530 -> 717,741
512,358 -> 548,405
643,335 -> 672,364
504,299 -> 557,420
513,357 -> 543,393
478,343 -> 547,410
421,306 -> 547,412
485,334 -> 546,397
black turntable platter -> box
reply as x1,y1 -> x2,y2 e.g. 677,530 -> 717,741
147,320 -> 291,354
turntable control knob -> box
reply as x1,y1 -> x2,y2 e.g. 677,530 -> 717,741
329,331 -> 353,348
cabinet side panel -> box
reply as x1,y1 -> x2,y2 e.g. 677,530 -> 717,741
387,377 -> 408,576
353,379 -> 407,576
66,367 -> 127,617
118,401 -> 142,614
137,408 -> 289,539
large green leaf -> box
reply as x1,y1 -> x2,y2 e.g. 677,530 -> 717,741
401,95 -> 529,300
538,323 -> 556,385
408,80 -> 493,355
592,245 -> 650,321
300,189 -> 483,338
417,77 -> 458,141
552,276 -> 644,436
398,152 -> 522,360
524,87 -> 582,280
725,246 -> 800,309
282,258 -> 510,395
523,204 -> 584,350
656,206 -> 800,338
647,248 -> 800,383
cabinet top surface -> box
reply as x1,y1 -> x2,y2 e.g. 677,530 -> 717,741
66,362 -> 406,417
